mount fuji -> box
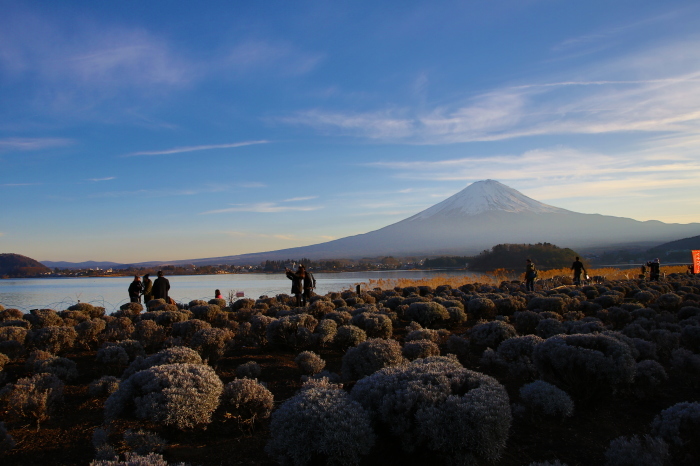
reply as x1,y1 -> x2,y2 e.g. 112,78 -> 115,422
161,179 -> 700,265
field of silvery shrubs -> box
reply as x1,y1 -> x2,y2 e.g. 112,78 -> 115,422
0,273 -> 699,465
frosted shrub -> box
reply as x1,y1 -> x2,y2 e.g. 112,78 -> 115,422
33,355 -> 79,381
190,304 -> 222,323
308,300 -> 334,319
76,319 -> 107,348
469,320 -> 517,350
468,297 -> 497,319
115,302 -> 143,319
29,326 -> 77,353
514,310 -> 542,335
123,429 -> 167,455
0,307 -> 23,321
314,318 -> 337,346
265,314 -> 318,349
8,372 -> 64,427
563,318 -> 605,335
534,334 -> 636,400
519,380 -> 574,419
132,320 -> 166,351
122,346 -> 203,379
97,345 -> 130,367
209,298 -> 227,308
334,325 -> 367,349
536,318 -> 565,339
295,350 -> 326,375
323,310 -> 352,326
405,302 -> 450,327
266,379 -> 375,466
495,296 -> 526,316
650,401 -> 700,448
491,335 -> 544,380
89,376 -> 121,397
0,352 -> 9,371
445,334 -> 470,360
650,329 -> 680,361
26,309 -> 63,328
681,325 -> 700,352
414,378 -> 511,464
604,434 -> 668,466
669,348 -> 700,378
172,319 -> 211,342
350,312 -> 393,339
189,327 -> 234,363
341,338 -> 405,381
90,452 -> 183,466
446,306 -> 467,324
405,327 -> 440,343
105,363 -> 223,430
633,360 -> 668,400
656,293 -> 682,312
249,315 -> 275,345
403,339 -> 440,360
221,378 -> 274,423
236,361 -> 262,379
103,317 -> 135,342
351,356 -> 511,462
0,326 -> 28,358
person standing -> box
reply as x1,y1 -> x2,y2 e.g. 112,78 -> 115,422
647,258 -> 661,281
128,275 -> 142,303
153,270 -> 171,302
571,257 -> 586,286
142,273 -> 153,303
524,259 -> 537,292
301,265 -> 316,306
285,266 -> 305,307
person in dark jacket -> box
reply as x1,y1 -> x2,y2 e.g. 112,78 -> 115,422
285,266 -> 305,307
142,273 -> 153,303
571,257 -> 586,286
524,259 -> 537,292
647,258 -> 661,281
128,275 -> 142,303
152,270 -> 171,302
300,265 -> 316,306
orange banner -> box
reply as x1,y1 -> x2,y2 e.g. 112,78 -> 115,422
693,250 -> 700,274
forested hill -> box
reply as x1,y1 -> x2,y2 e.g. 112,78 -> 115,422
466,243 -> 585,271
0,253 -> 52,277
648,235 -> 700,254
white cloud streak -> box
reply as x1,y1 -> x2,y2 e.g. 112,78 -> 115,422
201,201 -> 322,215
125,140 -> 269,157
0,138 -> 73,151
283,39 -> 700,145
88,177 -> 115,182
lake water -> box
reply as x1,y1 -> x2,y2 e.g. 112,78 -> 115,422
0,270 -> 480,313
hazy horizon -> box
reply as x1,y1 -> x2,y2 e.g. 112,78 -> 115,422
3,1 -> 700,263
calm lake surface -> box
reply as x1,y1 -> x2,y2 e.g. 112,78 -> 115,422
0,270 -> 481,313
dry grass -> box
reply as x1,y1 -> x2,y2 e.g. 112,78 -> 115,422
356,266 -> 691,290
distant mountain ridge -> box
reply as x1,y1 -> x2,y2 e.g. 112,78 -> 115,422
43,180 -> 700,267
648,235 -> 700,254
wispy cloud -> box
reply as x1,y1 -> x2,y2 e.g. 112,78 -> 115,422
283,196 -> 318,202
224,40 -> 323,76
125,140 -> 269,157
201,201 -> 322,214
88,176 -> 115,182
283,39 -> 700,144
1,182 -> 42,187
0,137 -> 73,151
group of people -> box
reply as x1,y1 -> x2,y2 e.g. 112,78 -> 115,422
128,271 -> 171,304
641,258 -> 661,281
523,256 -> 588,291
285,264 -> 316,307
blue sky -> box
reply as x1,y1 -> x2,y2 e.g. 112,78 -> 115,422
2,0 -> 700,263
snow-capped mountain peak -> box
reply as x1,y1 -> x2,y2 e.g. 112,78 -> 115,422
411,179 -> 567,220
